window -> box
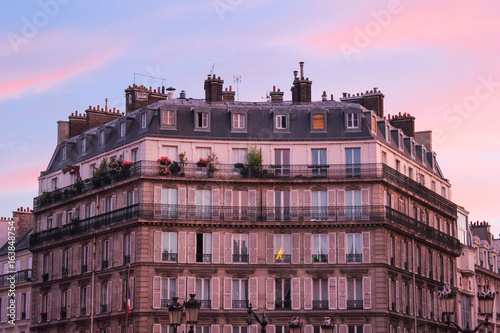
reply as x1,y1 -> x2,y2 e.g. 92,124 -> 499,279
348,326 -> 363,333
161,146 -> 178,162
232,234 -> 248,263
131,149 -> 138,163
346,113 -> 359,129
274,234 -> 291,263
102,239 -> 110,269
232,279 -> 249,308
196,233 -> 212,263
161,188 -> 178,219
196,147 -> 211,160
381,151 -> 387,164
274,149 -> 290,176
41,293 -> 49,321
233,327 -> 248,333
312,191 -> 327,220
81,138 -> 86,153
21,292 -> 29,320
411,141 -> 415,157
389,236 -> 395,265
51,178 -> 58,191
106,196 -> 114,213
408,167 -> 413,179
313,234 -> 328,263
389,279 -> 396,311
347,277 -> 363,309
120,122 -> 126,137
233,113 -> 246,129
312,114 -> 325,130
416,287 -> 423,317
441,187 -> 446,198
101,283 -> 110,313
346,189 -> 361,220
196,327 -> 210,333
62,146 -> 67,160
197,112 -> 209,128
347,233 -> 362,263
99,130 -> 105,145
62,250 -> 70,276
162,232 -> 178,262
311,149 -> 327,176
399,133 -> 403,150
124,234 -> 131,264
81,287 -> 88,316
231,190 -> 248,220
196,279 -> 211,309
275,114 -> 287,129
371,115 -> 376,132
385,124 -> 391,142
461,294 -> 471,328
47,215 -> 53,229
161,278 -> 177,308
346,148 -> 361,177
276,327 -> 290,333
275,190 -> 290,221
85,203 -> 94,218
233,148 -> 247,173
416,247 -> 421,274
42,254 -> 51,281
196,189 -> 212,220
141,113 -> 147,128
395,160 -> 401,173
313,278 -> 328,309
162,110 -> 175,127
404,283 -> 410,314
82,245 -> 89,273
275,278 -> 291,309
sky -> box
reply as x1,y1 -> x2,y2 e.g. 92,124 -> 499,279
1,1 -> 499,235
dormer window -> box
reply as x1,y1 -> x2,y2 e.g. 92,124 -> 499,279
410,141 -> 415,157
99,130 -> 105,145
312,114 -> 325,130
276,114 -> 287,129
194,111 -> 209,130
346,113 -> 359,129
141,113 -> 147,129
233,113 -> 246,130
163,110 -> 175,127
62,146 -> 67,160
398,133 -> 403,150
422,148 -> 427,165
385,124 -> 391,142
81,138 -> 86,153
371,115 -> 376,132
120,122 -> 126,137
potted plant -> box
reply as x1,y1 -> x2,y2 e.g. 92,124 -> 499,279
247,144 -> 263,176
73,180 -> 84,194
158,156 -> 172,176
205,152 -> 219,177
234,163 -> 249,177
196,158 -> 208,168
120,161 -> 133,178
169,161 -> 181,174
91,159 -> 110,187
178,152 -> 187,176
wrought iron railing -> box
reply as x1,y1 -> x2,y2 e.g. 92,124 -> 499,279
275,254 -> 291,263
275,300 -> 292,310
124,255 -> 131,264
81,307 -> 87,316
101,304 -> 108,313
102,260 -> 109,269
313,254 -> 328,263
312,300 -> 328,310
347,300 -> 363,309
233,254 -> 249,263
34,162 -> 457,217
60,307 -> 67,319
40,312 -> 48,322
0,269 -> 32,286
200,300 -> 211,309
232,300 -> 249,309
161,299 -> 170,308
346,254 -> 362,263
162,252 -> 178,262
196,254 -> 212,263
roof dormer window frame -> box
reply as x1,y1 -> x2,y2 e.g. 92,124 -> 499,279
230,109 -> 248,133
398,131 -> 404,151
120,121 -> 126,138
345,108 -> 362,132
161,109 -> 177,130
99,129 -> 105,146
194,109 -> 211,132
141,112 -> 147,129
310,109 -> 328,133
385,123 -> 391,142
81,136 -> 87,154
272,109 -> 291,133
61,145 -> 67,160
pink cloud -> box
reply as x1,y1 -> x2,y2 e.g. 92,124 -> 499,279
0,163 -> 45,193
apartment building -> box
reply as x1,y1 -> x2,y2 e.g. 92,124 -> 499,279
30,63 -> 461,333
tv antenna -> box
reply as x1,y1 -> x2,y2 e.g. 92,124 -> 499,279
209,63 -> 215,76
233,75 -> 242,101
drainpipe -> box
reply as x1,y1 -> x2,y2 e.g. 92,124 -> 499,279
412,238 -> 417,333
91,236 -> 96,332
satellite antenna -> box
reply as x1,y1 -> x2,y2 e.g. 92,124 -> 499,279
233,75 -> 242,101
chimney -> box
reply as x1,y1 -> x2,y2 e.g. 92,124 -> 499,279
12,207 -> 34,243
166,86 -> 176,100
415,130 -> 432,151
270,86 -> 284,103
389,113 -> 415,137
470,221 -> 493,244
339,87 -> 385,118
68,110 -> 87,139
179,90 -> 186,99
124,83 -> 169,113
291,62 -> 312,104
222,86 -> 235,102
322,91 -> 327,101
85,106 -> 122,131
204,74 -> 224,103
57,120 -> 69,144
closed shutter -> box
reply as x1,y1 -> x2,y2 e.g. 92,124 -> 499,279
409,283 -> 413,315
388,279 -> 392,310
48,252 -> 53,280
291,233 -> 300,264
211,325 -> 220,333
130,232 -> 136,263
290,190 -> 299,221
187,232 -> 196,263
361,189 -> 370,219
96,283 -> 101,314
396,280 -> 400,312
212,232 -> 220,264
291,277 -> 300,310
337,232 -> 346,264
328,232 -> 337,264
37,295 -> 41,323
328,277 -> 337,309
249,325 -> 259,333
363,277 -> 371,309
212,188 -> 220,220
16,293 -> 21,320
327,189 -> 336,220
427,290 -> 432,319
387,234 -> 392,265
179,187 -> 187,218
402,282 -> 406,314
187,277 -> 196,295
178,231 -> 187,263
339,325 -> 347,333
249,233 -> 258,264
154,231 -> 162,262
338,277 -> 346,309
80,205 -> 85,219
187,188 -> 196,219
267,325 -> 276,333
55,250 -> 62,279
178,277 -> 186,303
248,190 -> 257,221
109,237 -> 114,268
153,324 -> 162,333
303,190 -> 312,221
362,231 -> 370,263
266,190 -> 275,221
224,233 -> 232,264
68,248 -> 73,276
117,234 -> 123,266
224,189 -> 232,219
86,286 -> 90,316
76,287 -> 80,318
249,277 -> 258,310
266,233 -> 274,264
26,292 -> 31,319
422,288 -> 427,318
117,279 -> 122,311
304,233 -> 312,265
154,187 -> 162,218
223,325 -> 232,333
266,278 -> 275,310
363,324 -> 372,333
153,276 -> 161,309
211,277 -> 220,310
337,189 -> 345,220
96,240 -> 102,271
108,281 -> 112,313
401,239 -> 405,269
304,325 -> 313,333
304,277 -> 312,310
223,277 -> 232,310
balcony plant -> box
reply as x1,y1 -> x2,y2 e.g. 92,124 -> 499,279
73,180 -> 84,193
205,152 -> 219,176
247,144 -> 263,176
234,163 -> 249,177
196,158 -> 209,168
91,159 -> 111,187
178,152 -> 187,176
41,191 -> 52,205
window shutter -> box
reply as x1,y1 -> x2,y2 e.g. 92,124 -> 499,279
81,205 -> 86,219
249,277 -> 258,310
96,239 -> 102,271
211,324 -> 220,333
266,190 -> 275,221
178,231 -> 187,263
178,187 -> 187,218
362,231 -> 370,263
109,237 -> 114,268
224,233 -> 232,264
48,252 -> 53,280
153,276 -> 161,309
266,278 -> 275,310
361,189 -> 369,219
292,277 -> 300,310
402,282 -> 406,314
55,250 -> 62,279
117,279 -> 122,311
153,324 -> 162,333
387,234 -> 391,265
291,233 -> 300,264
337,232 -> 346,264
401,239 -> 405,269
391,194 -> 395,209
363,324 -> 372,333
267,325 -> 276,333
187,277 -> 196,296
339,325 -> 347,333
187,188 -> 196,219
248,190 -> 257,221
328,277 -> 337,309
303,190 -> 312,221
223,277 -> 232,310
250,325 -> 259,333
249,233 -> 258,264
224,189 -> 232,219
122,191 -> 127,208
328,232 -> 337,264
327,190 -> 336,220
290,190 -> 299,221
434,291 -> 439,321
187,232 -> 196,263
16,293 -> 21,320
86,286 -> 91,316
266,233 -> 274,264
154,187 -> 162,218
337,189 -> 345,220
117,234 -> 123,266
76,287 -> 80,318
338,277 -> 346,309
304,277 -> 312,310
223,325 -> 232,333
422,288 -> 427,318
211,277 -> 220,310
212,188 -> 220,219
62,211 -> 66,225
363,276 -> 371,309
304,233 -> 312,265
96,283 -> 101,314
37,295 -> 41,323
26,291 -> 31,319
108,281 -> 112,312
178,277 -> 186,303
388,279 -> 392,310
304,325 -> 313,333
396,280 -> 400,312
130,231 -> 136,263
154,231 -> 162,262
409,283 -> 413,315
212,232 -> 220,264
427,290 -> 432,319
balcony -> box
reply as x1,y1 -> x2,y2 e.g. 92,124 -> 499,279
313,254 -> 328,263
42,273 -> 49,282
34,162 -> 457,217
347,300 -> 363,310
101,304 -> 108,313
233,254 -> 249,263
275,300 -> 292,310
200,300 -> 211,309
60,307 -> 67,319
102,260 -> 109,269
40,312 -> 48,322
62,267 -> 68,277
196,254 -> 212,263
232,300 -> 249,309
124,255 -> 131,265
346,254 -> 362,263
312,300 -> 328,310
162,252 -> 178,262
21,311 -> 26,320
275,254 -> 292,264
0,269 -> 32,286
82,265 -> 88,273
81,307 -> 87,316
161,299 -> 170,308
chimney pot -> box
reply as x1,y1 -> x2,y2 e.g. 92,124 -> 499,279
273,86 -> 276,92
331,94 -> 333,101
230,85 -> 233,91
343,93 -> 347,97
278,88 -> 280,92
299,61 -> 304,80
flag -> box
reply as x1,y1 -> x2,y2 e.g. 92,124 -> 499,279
126,279 -> 131,319
276,246 -> 283,260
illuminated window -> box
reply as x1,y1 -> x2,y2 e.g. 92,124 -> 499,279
162,111 -> 175,126
312,114 -> 325,130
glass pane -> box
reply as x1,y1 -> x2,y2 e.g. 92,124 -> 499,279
233,280 -> 240,300
347,234 -> 353,255
355,234 -> 362,254
283,235 -> 291,253
321,235 -> 328,254
321,279 -> 328,299
203,234 -> 212,254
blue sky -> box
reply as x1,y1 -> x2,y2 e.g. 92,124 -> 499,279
1,1 -> 500,235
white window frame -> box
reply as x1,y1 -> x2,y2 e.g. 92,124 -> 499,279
233,113 -> 246,129
120,122 -> 126,137
141,113 -> 147,128
275,114 -> 287,129
346,113 -> 359,129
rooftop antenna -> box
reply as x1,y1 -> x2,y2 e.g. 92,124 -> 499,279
233,75 -> 241,101
133,73 -> 167,87
209,63 -> 215,76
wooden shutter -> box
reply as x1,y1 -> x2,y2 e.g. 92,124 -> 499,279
337,189 -> 345,220
402,282 -> 406,314
249,277 -> 258,310
187,277 -> 196,296
303,190 -> 312,221
401,239 -> 406,269
266,233 -> 274,264
337,232 -> 346,264
291,277 -> 300,310
154,187 -> 162,218
396,280 -> 400,312
290,189 -> 299,221
154,231 -> 162,262
117,279 -> 122,311
212,188 -> 220,220
362,231 -> 371,263
339,325 -> 347,333
223,325 -> 232,333
361,189 -> 370,219
187,188 -> 196,219
224,233 -> 232,264
224,189 -> 232,219
108,281 -> 112,313
211,324 -> 220,333
387,234 -> 392,265
266,278 -> 275,310
80,205 -> 85,219
178,187 -> 187,218
291,233 -> 300,264
211,277 -> 220,310
304,233 -> 312,265
96,239 -> 102,271
48,252 -> 53,280
178,277 -> 186,303
109,237 -> 114,268
328,277 -> 337,309
422,287 -> 427,318
178,231 -> 187,263
26,291 -> 31,319
17,293 -> 21,320
249,233 -> 258,264
223,277 -> 232,310
212,232 -> 220,264
409,283 -> 413,315
266,190 -> 275,221
56,291 -> 60,320
96,283 -> 101,314
363,277 -> 371,309
153,324 -> 162,333
130,232 -> 136,263
363,325 -> 372,333
37,295 -> 41,323
86,286 -> 90,316
388,279 -> 392,310
76,287 -> 80,318
187,232 -> 196,263
129,277 -> 135,309
328,232 -> 337,264
338,277 -> 346,309
117,234 -> 123,266
327,189 -> 336,220
304,277 -> 312,310
248,190 -> 257,221
153,276 -> 161,309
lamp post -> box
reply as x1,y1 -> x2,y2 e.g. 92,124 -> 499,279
438,284 -> 495,333
246,303 -> 268,333
168,294 -> 201,333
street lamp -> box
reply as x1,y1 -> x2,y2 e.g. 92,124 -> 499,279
438,284 -> 495,332
168,297 -> 183,333
168,294 -> 201,333
288,317 -> 303,333
246,303 -> 268,333
320,317 -> 334,333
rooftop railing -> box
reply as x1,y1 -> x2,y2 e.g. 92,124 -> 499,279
34,162 -> 457,216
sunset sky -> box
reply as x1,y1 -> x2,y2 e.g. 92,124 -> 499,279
1,1 -> 499,234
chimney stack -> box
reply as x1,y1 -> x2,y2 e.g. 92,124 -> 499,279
125,83 -> 169,113
270,86 -> 284,103
291,62 -> 312,104
322,91 -> 327,101
389,113 -> 416,137
222,86 -> 236,102
339,87 -> 385,118
204,74 -> 224,103
166,86 -> 176,100
179,90 -> 186,99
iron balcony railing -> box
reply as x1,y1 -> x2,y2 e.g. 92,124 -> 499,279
312,300 -> 329,310
233,254 -> 249,263
0,269 -> 32,286
196,254 -> 212,263
162,252 -> 178,262
200,300 -> 211,309
275,300 -> 292,310
313,254 -> 328,263
232,300 -> 249,309
275,254 -> 292,263
34,162 -> 457,216
30,204 -> 461,252
346,254 -> 362,263
347,300 -> 363,310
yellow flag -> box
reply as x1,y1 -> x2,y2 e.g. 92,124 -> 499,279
276,246 -> 283,260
